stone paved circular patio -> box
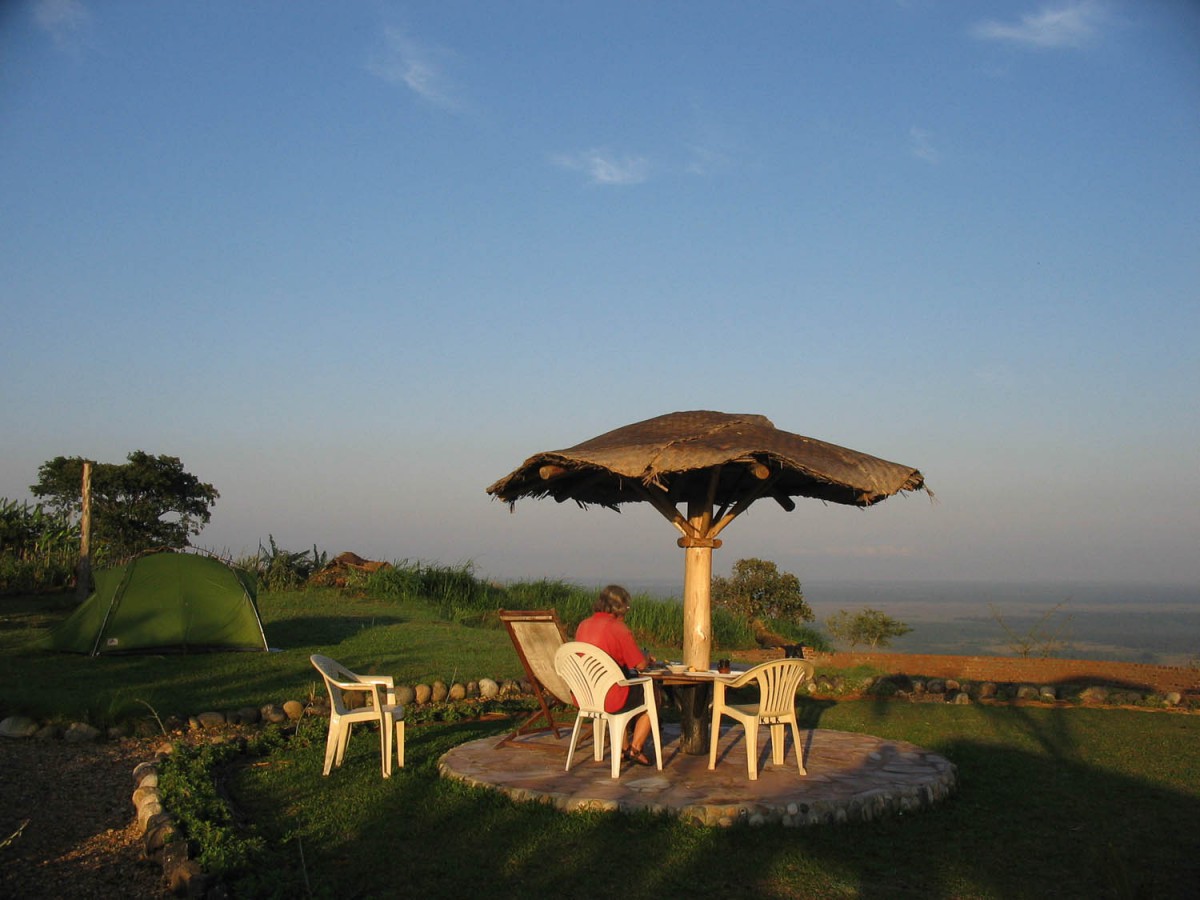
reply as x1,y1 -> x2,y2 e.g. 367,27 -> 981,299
439,723 -> 957,827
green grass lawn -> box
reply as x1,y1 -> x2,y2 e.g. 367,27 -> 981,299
230,700 -> 1200,899
0,588 -> 531,724
4,587 -> 1199,898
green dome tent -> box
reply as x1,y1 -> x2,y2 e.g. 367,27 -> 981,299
44,551 -> 268,655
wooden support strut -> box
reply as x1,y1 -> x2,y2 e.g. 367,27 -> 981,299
709,470 -> 783,539
633,481 -> 694,538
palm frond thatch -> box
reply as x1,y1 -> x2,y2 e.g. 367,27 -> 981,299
486,410 -> 926,511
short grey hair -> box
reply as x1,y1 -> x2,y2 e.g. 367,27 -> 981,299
594,584 -> 632,615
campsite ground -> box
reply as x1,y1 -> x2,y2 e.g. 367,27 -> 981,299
0,736 -> 162,898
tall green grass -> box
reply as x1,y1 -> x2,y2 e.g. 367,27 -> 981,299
364,561 -> 762,650
0,498 -> 82,594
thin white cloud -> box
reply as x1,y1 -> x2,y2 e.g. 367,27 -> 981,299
682,100 -> 736,176
368,26 -> 463,111
908,126 -> 941,164
33,0 -> 90,50
552,149 -> 650,186
684,144 -> 730,177
971,1 -> 1106,49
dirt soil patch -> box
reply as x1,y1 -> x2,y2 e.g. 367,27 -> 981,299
0,737 -> 163,898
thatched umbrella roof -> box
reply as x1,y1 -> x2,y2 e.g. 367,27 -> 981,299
486,410 -> 926,516
487,410 -> 928,737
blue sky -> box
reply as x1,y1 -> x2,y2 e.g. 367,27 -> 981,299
2,1 -> 1197,589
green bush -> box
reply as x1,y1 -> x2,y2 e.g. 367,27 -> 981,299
239,536 -> 327,591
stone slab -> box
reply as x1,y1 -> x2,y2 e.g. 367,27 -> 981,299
439,724 -> 956,827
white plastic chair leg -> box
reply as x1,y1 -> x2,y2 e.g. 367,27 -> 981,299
771,723 -> 786,766
381,714 -> 393,778
322,721 -> 341,775
335,721 -> 352,768
565,716 -> 585,771
790,721 -> 806,775
608,720 -> 625,778
745,721 -> 760,781
395,718 -> 405,769
648,714 -> 663,771
708,714 -> 723,771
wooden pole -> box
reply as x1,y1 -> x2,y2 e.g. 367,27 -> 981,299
681,499 -> 712,671
678,498 -> 715,755
76,460 -> 92,600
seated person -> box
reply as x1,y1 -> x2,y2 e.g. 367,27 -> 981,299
575,584 -> 656,765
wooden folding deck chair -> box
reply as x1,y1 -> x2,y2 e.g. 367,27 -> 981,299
496,609 -> 575,747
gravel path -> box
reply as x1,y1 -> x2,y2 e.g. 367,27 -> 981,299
0,737 -> 164,898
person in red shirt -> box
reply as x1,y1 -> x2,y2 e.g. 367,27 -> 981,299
575,584 -> 656,766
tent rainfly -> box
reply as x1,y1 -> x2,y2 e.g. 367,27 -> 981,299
44,551 -> 268,655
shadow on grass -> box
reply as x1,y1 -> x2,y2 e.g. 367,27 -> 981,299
265,614 -> 407,649
230,708 -> 1200,900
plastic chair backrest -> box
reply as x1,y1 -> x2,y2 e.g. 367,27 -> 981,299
745,659 -> 813,716
554,641 -> 625,712
311,653 -> 368,716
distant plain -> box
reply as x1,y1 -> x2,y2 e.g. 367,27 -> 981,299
616,579 -> 1200,666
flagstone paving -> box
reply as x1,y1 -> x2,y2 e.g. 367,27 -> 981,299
439,723 -> 956,827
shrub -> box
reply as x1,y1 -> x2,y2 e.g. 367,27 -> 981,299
241,536 -> 327,591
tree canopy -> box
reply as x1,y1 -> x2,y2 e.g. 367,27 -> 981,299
711,557 -> 814,624
31,451 -> 219,561
826,607 -> 912,649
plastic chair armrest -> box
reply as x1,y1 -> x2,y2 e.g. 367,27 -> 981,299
361,674 -> 397,704
617,675 -> 651,687
724,669 -> 758,689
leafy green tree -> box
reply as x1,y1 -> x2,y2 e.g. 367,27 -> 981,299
826,607 -> 912,649
711,558 -> 814,624
31,451 -> 219,560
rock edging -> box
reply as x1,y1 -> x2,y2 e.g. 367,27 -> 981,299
128,745 -> 218,897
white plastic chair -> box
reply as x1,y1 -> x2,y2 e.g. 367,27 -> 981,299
708,658 -> 813,780
553,641 -> 662,778
310,654 -> 405,777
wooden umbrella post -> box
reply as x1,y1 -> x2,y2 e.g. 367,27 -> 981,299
676,498 -> 722,755
681,512 -> 713,672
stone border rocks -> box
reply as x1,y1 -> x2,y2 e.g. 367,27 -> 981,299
813,650 -> 1199,699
